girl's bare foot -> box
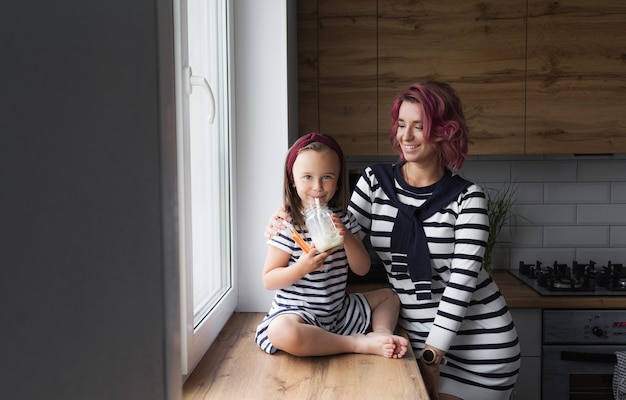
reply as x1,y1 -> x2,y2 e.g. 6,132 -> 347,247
356,332 -> 409,358
387,333 -> 409,358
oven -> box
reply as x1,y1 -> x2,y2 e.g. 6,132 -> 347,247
510,260 -> 626,399
543,310 -> 626,400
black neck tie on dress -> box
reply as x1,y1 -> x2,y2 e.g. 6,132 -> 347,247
371,163 -> 472,300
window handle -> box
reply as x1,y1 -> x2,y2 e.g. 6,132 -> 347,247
184,66 -> 216,124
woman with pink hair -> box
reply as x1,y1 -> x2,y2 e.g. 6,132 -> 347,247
268,82 -> 520,399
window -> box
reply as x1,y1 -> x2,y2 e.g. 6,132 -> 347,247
174,0 -> 236,376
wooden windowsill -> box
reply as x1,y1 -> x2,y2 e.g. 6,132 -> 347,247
183,312 -> 428,399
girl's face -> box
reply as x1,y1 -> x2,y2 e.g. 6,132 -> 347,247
396,101 -> 439,165
291,148 -> 340,209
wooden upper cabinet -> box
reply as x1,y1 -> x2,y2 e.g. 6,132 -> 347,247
526,0 -> 626,154
297,0 -> 626,156
378,0 -> 527,156
297,0 -> 319,138
317,0 -> 378,156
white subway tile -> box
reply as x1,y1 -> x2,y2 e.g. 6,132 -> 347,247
544,226 -> 609,247
512,183 -> 544,204
513,204 -> 577,225
497,226 -> 543,247
459,160 -> 511,183
489,248 -> 511,270
610,226 -> 626,247
544,182 -> 610,204
511,160 -> 577,182
577,204 -> 626,225
611,182 -> 626,203
578,160 -> 626,182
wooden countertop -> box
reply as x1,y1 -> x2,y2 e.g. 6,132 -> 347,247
183,312 -> 429,400
349,273 -> 625,309
492,271 -> 626,309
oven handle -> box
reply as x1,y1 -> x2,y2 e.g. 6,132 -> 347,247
561,351 -> 618,363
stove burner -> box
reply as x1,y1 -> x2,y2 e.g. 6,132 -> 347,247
552,279 -> 582,289
516,260 -> 626,294
596,261 -> 626,291
519,260 -> 594,291
510,260 -> 626,296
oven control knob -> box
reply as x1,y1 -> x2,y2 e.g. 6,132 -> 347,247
592,326 -> 605,337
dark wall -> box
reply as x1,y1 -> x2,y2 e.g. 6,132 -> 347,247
0,1 -> 179,399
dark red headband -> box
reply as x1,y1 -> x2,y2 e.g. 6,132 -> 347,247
286,133 -> 344,180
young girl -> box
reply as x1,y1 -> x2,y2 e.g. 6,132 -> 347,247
255,133 -> 408,358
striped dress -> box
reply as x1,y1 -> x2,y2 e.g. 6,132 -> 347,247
350,164 -> 520,400
255,210 -> 372,355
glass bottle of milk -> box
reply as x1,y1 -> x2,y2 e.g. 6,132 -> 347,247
304,198 -> 344,253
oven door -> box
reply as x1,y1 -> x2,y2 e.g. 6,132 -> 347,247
543,345 -> 619,400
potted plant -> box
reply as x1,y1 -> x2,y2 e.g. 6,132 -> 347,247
483,184 -> 518,273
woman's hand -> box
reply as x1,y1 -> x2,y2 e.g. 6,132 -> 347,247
418,361 -> 440,400
418,346 -> 445,400
264,206 -> 291,239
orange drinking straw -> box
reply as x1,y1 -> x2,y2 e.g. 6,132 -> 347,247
283,220 -> 310,253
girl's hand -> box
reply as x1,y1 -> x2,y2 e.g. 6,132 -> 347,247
262,243 -> 330,290
264,206 -> 291,239
297,243 -> 330,274
333,213 -> 371,275
331,213 -> 347,236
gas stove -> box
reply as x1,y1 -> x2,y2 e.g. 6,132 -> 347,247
509,260 -> 626,296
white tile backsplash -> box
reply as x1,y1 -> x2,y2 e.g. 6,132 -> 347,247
578,160 -> 626,181
511,160 -> 578,182
460,156 -> 626,269
513,204 -> 577,225
458,161 -> 511,183
610,226 -> 626,247
611,182 -> 626,203
578,204 -> 626,225
544,182 -> 610,203
512,183 -> 544,204
543,226 -> 610,247
498,226 -> 544,247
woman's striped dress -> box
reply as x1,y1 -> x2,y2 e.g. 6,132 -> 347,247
349,164 -> 520,400
255,210 -> 372,355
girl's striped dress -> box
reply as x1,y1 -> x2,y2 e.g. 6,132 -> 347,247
349,163 -> 520,400
255,210 -> 372,354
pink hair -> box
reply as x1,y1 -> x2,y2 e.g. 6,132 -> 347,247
389,81 -> 469,171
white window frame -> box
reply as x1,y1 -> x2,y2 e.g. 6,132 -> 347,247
173,0 -> 237,378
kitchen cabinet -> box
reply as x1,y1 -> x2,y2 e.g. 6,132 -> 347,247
377,0 -> 527,156
298,0 -> 379,155
495,271 -> 626,399
297,0 -> 319,145
297,0 -> 626,156
509,309 -> 542,400
526,0 -> 626,153
298,0 -> 526,155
